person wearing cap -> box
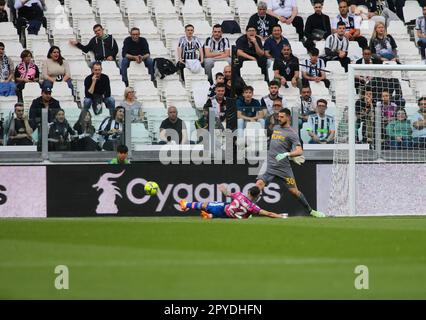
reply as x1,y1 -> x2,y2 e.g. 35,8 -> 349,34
29,87 -> 61,128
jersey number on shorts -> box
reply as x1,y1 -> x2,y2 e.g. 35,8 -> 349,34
285,177 -> 296,186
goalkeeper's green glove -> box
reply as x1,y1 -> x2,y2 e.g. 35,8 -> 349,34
275,152 -> 290,162
290,155 -> 305,165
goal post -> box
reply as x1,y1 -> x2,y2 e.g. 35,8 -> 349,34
329,63 -> 426,217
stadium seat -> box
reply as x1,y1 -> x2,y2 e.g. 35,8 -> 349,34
52,82 -> 74,100
191,81 -> 211,110
309,81 -> 330,97
403,1 -> 421,23
240,61 -> 263,82
23,83 -> 43,106
0,22 -> 20,41
100,61 -> 121,81
128,61 -> 151,82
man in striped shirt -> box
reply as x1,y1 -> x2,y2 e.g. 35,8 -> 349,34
176,24 -> 203,82
331,0 -> 368,50
323,21 -> 351,72
203,24 -> 231,83
306,99 -> 335,144
301,47 -> 330,88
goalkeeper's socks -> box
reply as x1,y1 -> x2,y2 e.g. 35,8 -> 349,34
296,192 -> 312,214
186,202 -> 203,210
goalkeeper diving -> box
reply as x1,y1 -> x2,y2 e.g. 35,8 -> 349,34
179,184 -> 287,219
256,108 -> 326,218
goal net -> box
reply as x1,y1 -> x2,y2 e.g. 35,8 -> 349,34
328,64 -> 426,216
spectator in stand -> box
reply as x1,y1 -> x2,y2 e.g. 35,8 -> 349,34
208,72 -> 225,97
7,102 -> 33,145
355,47 -> 381,91
409,96 -> 426,149
261,80 -> 285,117
195,106 -> 209,130
331,0 -> 368,50
0,42 -> 16,97
264,24 -> 290,68
0,0 -> 8,22
41,46 -> 73,91
98,105 -> 125,151
355,46 -> 402,101
369,21 -> 400,63
236,25 -> 267,81
265,98 -> 282,138
294,85 -> 317,133
14,0 -> 47,37
236,86 -> 264,137
72,109 -> 98,151
48,108 -> 76,151
266,0 -> 304,41
356,47 -> 382,65
203,83 -> 230,127
29,87 -> 61,127
14,49 -> 40,102
176,24 -> 203,82
69,24 -> 118,62
83,62 -> 115,116
323,21 -> 351,72
203,24 -> 231,83
387,0 -> 406,22
7,0 -> 16,24
306,99 -> 335,144
301,47 -> 330,88
121,27 -> 154,86
223,64 -> 246,98
273,44 -> 300,88
121,87 -> 143,123
304,0 -> 332,51
355,87 -> 375,144
415,6 -> 426,62
348,0 -> 378,20
386,108 -> 413,150
248,1 -> 278,41
159,106 -> 188,145
378,90 -> 398,129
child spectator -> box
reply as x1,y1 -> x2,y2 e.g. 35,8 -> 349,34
109,144 -> 130,164
386,108 -> 413,150
208,72 -> 225,97
236,86 -> 264,137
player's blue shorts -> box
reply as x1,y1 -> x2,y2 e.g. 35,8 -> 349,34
206,202 -> 230,218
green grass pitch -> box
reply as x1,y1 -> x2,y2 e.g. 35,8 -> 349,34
1,217 -> 426,299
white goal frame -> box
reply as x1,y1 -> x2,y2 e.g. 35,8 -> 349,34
346,64 -> 426,216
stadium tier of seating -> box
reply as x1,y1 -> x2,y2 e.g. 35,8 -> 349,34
0,0 -> 425,151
